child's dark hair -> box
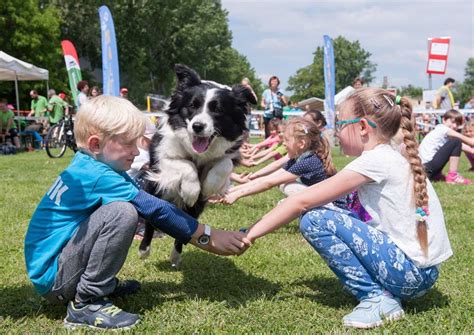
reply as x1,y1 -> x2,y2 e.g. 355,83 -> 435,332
344,88 -> 429,256
77,80 -> 89,91
304,110 -> 327,128
268,118 -> 281,133
443,109 -> 464,126
286,117 -> 336,176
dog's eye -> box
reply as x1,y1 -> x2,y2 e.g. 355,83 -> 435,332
189,100 -> 201,109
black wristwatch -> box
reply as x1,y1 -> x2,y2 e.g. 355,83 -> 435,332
197,224 -> 211,246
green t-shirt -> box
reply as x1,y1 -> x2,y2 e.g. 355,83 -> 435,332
31,96 -> 48,117
48,96 -> 67,124
1,109 -> 16,130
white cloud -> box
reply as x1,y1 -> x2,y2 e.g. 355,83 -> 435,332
222,0 -> 473,94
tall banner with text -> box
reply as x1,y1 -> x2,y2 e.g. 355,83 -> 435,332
323,35 -> 336,129
99,5 -> 120,96
61,40 -> 82,108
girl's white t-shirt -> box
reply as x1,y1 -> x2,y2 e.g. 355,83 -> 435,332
344,144 -> 453,268
418,124 -> 451,163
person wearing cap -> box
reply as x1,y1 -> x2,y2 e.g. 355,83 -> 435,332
120,88 -> 129,100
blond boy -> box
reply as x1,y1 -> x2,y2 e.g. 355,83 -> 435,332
24,96 -> 249,330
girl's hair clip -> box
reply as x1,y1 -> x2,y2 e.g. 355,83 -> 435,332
369,98 -> 382,109
302,125 -> 309,134
382,94 -> 394,107
395,95 -> 402,105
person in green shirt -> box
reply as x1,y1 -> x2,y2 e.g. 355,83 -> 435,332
47,89 -> 69,125
0,99 -> 20,148
28,90 -> 48,118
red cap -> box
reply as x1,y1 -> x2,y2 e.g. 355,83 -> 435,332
120,87 -> 128,93
58,92 -> 66,100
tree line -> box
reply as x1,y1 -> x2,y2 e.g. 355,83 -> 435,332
0,0 -> 472,109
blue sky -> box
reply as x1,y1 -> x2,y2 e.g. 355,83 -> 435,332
221,0 -> 473,96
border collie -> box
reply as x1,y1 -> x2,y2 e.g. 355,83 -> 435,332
139,64 -> 257,266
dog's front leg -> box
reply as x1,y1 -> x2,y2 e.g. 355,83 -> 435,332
157,158 -> 201,207
202,158 -> 233,198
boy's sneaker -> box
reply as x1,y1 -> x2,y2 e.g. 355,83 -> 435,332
445,172 -> 472,185
64,299 -> 140,330
343,294 -> 404,329
110,278 -> 141,298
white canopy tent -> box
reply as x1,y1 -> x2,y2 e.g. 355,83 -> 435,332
0,51 -> 49,122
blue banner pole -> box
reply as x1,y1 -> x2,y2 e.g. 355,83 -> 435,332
323,35 -> 336,129
99,6 -> 120,96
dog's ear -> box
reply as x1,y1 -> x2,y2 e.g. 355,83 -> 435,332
174,64 -> 201,90
232,85 -> 258,105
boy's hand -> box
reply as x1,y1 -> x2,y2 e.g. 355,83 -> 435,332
191,226 -> 251,255
210,229 -> 252,255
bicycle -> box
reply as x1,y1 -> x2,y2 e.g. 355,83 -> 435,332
45,112 -> 77,158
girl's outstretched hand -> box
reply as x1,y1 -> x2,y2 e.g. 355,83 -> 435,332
235,172 -> 252,184
222,193 -> 238,205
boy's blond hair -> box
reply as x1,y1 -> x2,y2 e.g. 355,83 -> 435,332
75,95 -> 146,149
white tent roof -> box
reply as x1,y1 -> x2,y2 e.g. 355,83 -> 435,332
0,51 -> 49,81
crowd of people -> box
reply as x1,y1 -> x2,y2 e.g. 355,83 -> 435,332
19,73 -> 473,331
0,80 -> 130,152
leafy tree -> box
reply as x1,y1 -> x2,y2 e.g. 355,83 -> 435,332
0,0 -> 65,109
399,85 -> 423,99
288,36 -> 376,102
46,0 -> 263,106
457,57 -> 474,107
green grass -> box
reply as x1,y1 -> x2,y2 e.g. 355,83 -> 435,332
0,149 -> 473,334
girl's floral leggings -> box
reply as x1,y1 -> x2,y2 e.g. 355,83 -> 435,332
300,205 -> 439,301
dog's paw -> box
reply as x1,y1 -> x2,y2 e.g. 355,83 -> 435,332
170,247 -> 182,268
139,246 -> 151,260
202,159 -> 233,197
202,175 -> 228,197
179,178 -> 201,207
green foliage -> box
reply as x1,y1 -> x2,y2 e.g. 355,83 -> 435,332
0,150 -> 473,333
288,36 -> 376,102
0,0 -> 66,109
399,85 -> 423,99
46,0 -> 263,106
457,57 -> 474,106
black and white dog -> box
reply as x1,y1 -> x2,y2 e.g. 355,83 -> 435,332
139,64 -> 256,266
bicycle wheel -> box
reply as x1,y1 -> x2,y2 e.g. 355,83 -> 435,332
45,123 -> 67,158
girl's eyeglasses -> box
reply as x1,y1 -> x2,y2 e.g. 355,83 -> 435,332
335,118 -> 377,132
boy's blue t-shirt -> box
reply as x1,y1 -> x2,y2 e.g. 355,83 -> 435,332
24,152 -> 139,295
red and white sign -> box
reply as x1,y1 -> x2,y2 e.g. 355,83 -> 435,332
426,37 -> 451,75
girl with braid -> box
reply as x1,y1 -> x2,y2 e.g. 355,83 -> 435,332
224,117 -> 345,206
238,88 -> 452,329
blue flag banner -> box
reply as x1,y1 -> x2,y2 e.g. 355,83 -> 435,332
323,35 -> 335,129
99,6 -> 120,96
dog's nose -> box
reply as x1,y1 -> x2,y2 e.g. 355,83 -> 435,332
192,122 -> 206,134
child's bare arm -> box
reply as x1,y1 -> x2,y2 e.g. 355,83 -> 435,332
224,169 -> 296,204
242,170 -> 369,245
462,143 -> 474,155
447,129 -> 474,146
